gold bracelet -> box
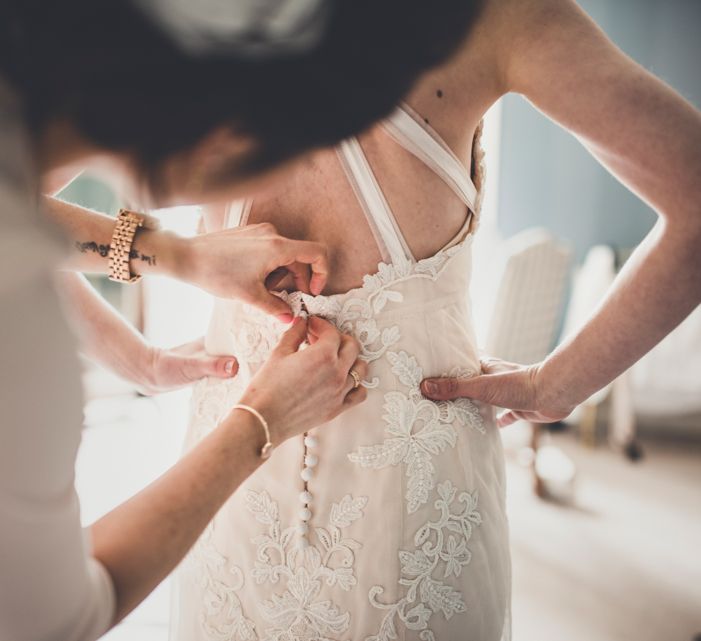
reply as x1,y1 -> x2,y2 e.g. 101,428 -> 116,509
107,208 -> 160,283
232,404 -> 273,459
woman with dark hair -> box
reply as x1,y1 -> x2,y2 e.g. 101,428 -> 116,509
0,2 -> 483,640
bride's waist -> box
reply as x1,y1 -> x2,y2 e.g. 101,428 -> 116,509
205,294 -> 475,365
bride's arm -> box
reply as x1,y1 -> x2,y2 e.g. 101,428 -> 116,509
422,0 -> 701,421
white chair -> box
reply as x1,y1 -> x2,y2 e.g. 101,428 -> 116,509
485,228 -> 572,365
481,228 -> 573,498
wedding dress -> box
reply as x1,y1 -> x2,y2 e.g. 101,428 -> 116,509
171,104 -> 511,641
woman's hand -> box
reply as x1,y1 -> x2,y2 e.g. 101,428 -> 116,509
44,198 -> 329,321
140,338 -> 238,395
238,316 -> 368,444
173,223 -> 329,322
56,272 -> 238,395
421,356 -> 577,428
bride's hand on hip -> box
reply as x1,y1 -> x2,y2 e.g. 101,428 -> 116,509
420,356 -> 577,428
174,223 -> 329,322
238,316 -> 368,444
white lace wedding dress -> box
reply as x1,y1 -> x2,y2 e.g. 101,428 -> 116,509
170,104 -> 511,641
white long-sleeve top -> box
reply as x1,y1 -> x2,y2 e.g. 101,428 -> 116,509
0,78 -> 115,641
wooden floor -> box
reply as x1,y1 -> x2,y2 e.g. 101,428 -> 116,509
75,391 -> 701,641
504,425 -> 701,641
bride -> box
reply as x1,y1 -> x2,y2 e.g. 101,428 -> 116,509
170,0 -> 701,639
174,85 -> 502,641
175,108 -> 497,639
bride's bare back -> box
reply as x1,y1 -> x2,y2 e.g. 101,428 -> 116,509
205,2 -> 499,294
205,0 -> 696,301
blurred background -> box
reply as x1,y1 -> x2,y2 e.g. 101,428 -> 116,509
64,1 -> 701,640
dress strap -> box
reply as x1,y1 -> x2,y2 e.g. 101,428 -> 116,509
225,199 -> 253,228
382,103 -> 477,211
336,138 -> 414,265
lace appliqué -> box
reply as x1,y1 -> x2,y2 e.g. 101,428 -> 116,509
348,351 -> 484,513
365,481 -> 482,641
189,376 -> 247,442
231,302 -> 285,363
190,524 -> 257,641
229,239 -> 470,371
246,490 -> 367,640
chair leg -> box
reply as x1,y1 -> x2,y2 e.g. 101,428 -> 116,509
529,422 -> 546,498
531,421 -> 577,502
610,372 -> 644,461
579,402 -> 598,448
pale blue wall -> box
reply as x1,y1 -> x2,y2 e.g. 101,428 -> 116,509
496,0 -> 701,262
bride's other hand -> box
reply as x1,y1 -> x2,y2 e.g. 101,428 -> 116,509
238,316 -> 368,444
176,223 -> 329,322
140,338 -> 238,395
420,356 -> 576,428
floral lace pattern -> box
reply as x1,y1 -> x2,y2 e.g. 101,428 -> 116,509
184,231 -> 496,640
349,351 -> 484,513
245,490 -> 368,640
190,525 -> 257,641
365,481 -> 482,641
189,375 -> 246,442
229,238 -> 471,368
230,303 -> 285,363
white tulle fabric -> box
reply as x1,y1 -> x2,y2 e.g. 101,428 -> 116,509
170,107 -> 511,641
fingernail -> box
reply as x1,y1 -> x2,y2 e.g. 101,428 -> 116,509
423,380 -> 439,396
224,360 -> 236,375
277,313 -> 294,324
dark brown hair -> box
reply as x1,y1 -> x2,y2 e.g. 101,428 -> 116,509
1,0 -> 483,186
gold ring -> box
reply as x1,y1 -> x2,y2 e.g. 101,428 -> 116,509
349,369 -> 361,390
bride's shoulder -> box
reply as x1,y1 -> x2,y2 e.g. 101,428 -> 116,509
407,0 -> 601,137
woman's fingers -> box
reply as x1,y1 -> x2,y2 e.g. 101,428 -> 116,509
306,316 -> 342,351
264,267 -> 295,292
239,317 -> 370,442
254,286 -> 295,323
343,384 -> 368,408
421,359 -> 573,426
338,333 -> 361,366
280,239 -> 329,296
147,344 -> 238,394
283,261 -> 313,295
186,354 -> 238,380
420,373 -> 503,404
496,410 -> 520,429
421,356 -> 537,409
273,317 -> 308,355
342,358 -> 368,396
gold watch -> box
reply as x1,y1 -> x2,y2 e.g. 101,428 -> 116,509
107,208 -> 159,283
